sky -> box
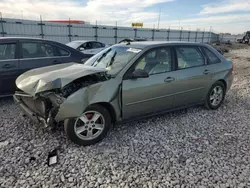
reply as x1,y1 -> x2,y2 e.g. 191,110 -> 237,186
0,0 -> 249,34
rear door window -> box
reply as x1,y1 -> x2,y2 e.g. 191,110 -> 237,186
202,47 -> 221,64
175,47 -> 205,69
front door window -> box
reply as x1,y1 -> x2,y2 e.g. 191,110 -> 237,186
134,47 -> 172,75
0,43 -> 16,60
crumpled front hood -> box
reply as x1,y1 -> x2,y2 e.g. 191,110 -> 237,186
16,62 -> 106,96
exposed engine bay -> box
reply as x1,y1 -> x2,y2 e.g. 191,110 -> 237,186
59,73 -> 108,98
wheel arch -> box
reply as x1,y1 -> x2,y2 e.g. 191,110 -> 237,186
217,79 -> 227,91
94,102 -> 117,124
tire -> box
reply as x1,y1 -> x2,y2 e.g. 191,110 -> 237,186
205,81 -> 226,110
64,104 -> 112,146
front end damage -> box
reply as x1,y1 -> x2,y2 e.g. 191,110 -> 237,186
14,72 -> 110,128
14,91 -> 60,127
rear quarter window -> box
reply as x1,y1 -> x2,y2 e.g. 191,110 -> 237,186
202,47 -> 221,64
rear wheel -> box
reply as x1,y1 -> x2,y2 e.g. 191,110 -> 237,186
64,104 -> 112,146
205,81 -> 226,110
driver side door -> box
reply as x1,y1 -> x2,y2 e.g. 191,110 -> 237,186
122,47 -> 177,119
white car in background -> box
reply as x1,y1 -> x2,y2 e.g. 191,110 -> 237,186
66,40 -> 108,55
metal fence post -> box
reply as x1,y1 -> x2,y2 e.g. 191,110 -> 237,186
167,29 -> 170,41
114,22 -> 118,44
38,15 -> 44,39
188,30 -> 190,41
209,31 -> 211,43
134,28 -> 137,38
152,29 -> 155,41
0,12 -> 5,37
94,20 -> 98,41
67,19 -> 72,42
195,31 -> 198,42
179,29 -> 183,41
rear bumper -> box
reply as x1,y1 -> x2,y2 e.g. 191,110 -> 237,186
13,94 -> 48,127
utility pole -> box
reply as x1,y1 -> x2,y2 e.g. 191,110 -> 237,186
157,8 -> 161,29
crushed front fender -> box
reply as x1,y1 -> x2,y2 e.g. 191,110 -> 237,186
55,78 -> 122,122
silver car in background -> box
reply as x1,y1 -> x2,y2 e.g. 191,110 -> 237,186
66,40 -> 108,55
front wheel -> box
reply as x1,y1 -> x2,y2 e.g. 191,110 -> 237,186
64,104 -> 112,146
205,81 -> 226,110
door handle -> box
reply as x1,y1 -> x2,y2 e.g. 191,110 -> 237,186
2,64 -> 15,69
164,77 -> 175,83
203,69 -> 210,74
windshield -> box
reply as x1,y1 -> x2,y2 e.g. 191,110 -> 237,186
84,46 -> 141,76
66,41 -> 83,49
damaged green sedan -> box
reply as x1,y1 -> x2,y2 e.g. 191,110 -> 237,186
14,41 -> 233,146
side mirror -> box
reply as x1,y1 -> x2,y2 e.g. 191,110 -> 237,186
131,69 -> 149,79
79,47 -> 85,51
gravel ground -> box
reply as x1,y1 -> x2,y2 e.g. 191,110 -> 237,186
0,46 -> 250,188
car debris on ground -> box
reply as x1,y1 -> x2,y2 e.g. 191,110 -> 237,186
47,149 -> 58,166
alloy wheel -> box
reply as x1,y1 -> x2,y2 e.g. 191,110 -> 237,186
74,111 -> 105,140
210,86 -> 224,107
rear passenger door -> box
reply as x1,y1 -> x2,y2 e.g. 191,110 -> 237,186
172,46 -> 211,107
201,47 -> 223,90
0,40 -> 19,95
18,40 -> 70,75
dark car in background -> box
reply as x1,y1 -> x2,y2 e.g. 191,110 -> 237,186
0,37 -> 90,97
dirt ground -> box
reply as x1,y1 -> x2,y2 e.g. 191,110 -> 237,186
224,44 -> 250,77
211,42 -> 250,54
